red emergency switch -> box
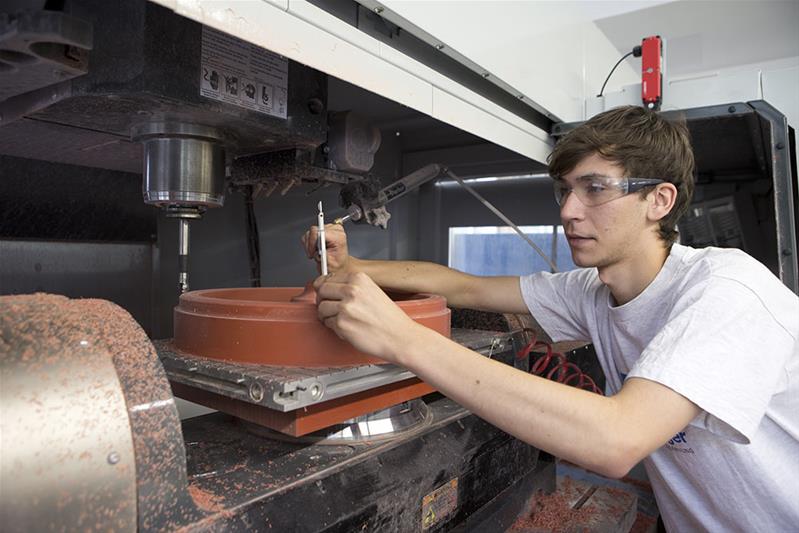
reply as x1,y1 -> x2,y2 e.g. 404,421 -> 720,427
641,36 -> 663,110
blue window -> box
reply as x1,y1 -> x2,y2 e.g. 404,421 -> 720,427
448,225 -> 576,276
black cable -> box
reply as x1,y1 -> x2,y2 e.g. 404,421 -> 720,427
597,46 -> 641,98
244,185 -> 261,287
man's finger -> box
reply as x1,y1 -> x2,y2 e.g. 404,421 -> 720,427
317,300 -> 340,320
323,316 -> 345,339
313,270 -> 348,290
315,279 -> 352,300
306,227 -> 319,257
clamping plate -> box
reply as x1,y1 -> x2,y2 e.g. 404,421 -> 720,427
155,329 -> 513,412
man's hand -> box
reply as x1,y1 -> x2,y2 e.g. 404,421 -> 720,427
301,223 -> 352,274
314,271 -> 419,363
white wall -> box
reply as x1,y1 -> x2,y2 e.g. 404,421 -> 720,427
667,57 -> 799,128
596,0 -> 799,79
593,0 -> 799,128
595,57 -> 799,131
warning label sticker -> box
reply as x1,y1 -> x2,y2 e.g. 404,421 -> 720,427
421,478 -> 459,530
200,26 -> 288,119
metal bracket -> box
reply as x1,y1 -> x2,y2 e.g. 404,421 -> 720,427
155,328 -> 512,412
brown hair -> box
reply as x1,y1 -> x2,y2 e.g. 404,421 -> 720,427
548,105 -> 695,245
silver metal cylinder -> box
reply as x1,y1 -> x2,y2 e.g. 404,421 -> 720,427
179,218 -> 190,257
132,122 -> 226,209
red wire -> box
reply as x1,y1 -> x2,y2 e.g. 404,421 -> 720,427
516,333 -> 603,395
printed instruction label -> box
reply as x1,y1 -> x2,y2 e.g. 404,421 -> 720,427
200,26 -> 288,118
421,478 -> 459,530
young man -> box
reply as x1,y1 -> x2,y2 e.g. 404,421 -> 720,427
302,106 -> 799,531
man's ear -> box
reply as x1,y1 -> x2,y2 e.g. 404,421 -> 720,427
648,183 -> 678,222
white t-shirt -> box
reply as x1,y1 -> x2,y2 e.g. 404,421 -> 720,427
520,244 -> 799,532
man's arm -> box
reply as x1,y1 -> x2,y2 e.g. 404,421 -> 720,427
316,272 -> 701,478
404,329 -> 700,478
352,258 -> 528,313
303,224 -> 529,313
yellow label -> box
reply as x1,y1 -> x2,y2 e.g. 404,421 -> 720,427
421,478 -> 459,530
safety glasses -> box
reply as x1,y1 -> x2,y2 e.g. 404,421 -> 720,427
553,174 -> 665,207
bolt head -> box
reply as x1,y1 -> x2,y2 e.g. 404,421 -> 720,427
107,452 -> 120,465
249,382 -> 264,402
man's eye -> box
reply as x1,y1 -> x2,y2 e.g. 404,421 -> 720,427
586,182 -> 607,193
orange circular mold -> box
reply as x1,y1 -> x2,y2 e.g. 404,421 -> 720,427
173,287 -> 450,367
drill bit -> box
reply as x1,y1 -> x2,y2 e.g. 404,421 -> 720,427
333,204 -> 363,225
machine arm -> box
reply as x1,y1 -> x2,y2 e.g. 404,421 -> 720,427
335,164 -> 558,271
335,164 -> 443,227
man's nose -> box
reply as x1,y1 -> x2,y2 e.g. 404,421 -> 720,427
560,189 -> 585,221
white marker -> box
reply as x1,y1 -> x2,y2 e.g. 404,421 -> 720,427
317,201 -> 328,275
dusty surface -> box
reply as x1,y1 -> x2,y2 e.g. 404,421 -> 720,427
508,476 -> 638,533
2,294 -> 137,531
1,293 -> 204,531
629,512 -> 658,533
